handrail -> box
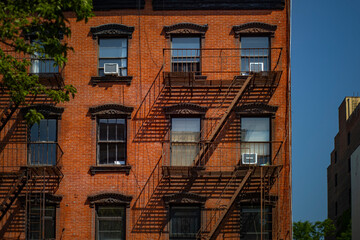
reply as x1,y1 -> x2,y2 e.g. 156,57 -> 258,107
133,65 -> 164,120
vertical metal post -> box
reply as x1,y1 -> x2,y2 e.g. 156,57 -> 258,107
261,166 -> 263,240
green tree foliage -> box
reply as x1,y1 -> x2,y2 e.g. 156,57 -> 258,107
0,0 -> 93,123
293,219 -> 336,240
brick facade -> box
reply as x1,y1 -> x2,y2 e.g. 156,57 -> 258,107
0,0 -> 291,239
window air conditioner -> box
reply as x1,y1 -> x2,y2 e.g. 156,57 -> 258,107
242,153 -> 258,165
104,63 -> 119,76
114,161 -> 122,165
249,62 -> 264,72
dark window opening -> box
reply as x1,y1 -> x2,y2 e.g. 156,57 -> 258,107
29,119 -> 57,165
241,117 -> 271,165
171,118 -> 200,166
241,37 -> 270,73
171,37 -> 201,74
98,119 -> 127,165
240,205 -> 272,240
170,206 -> 200,240
96,206 -> 125,240
99,38 -> 128,76
28,205 -> 56,240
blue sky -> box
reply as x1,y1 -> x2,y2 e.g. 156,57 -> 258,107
292,0 -> 360,222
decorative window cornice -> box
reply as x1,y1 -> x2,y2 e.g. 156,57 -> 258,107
89,104 -> 134,119
163,193 -> 206,205
235,103 -> 278,115
87,192 -> 133,207
232,22 -> 277,37
21,104 -> 64,119
162,23 -> 208,38
90,24 -> 135,39
163,103 -> 207,116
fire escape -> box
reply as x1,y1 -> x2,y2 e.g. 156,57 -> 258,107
131,47 -> 284,239
0,50 -> 64,239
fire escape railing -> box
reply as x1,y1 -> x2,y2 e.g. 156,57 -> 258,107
131,47 -> 283,231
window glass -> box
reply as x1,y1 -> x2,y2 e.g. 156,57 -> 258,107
98,119 -> 126,165
29,119 -> 57,165
170,206 -> 200,240
172,37 -> 200,73
171,118 -> 200,166
99,38 -> 127,76
240,206 -> 272,240
29,205 -> 56,240
97,206 -> 125,240
241,37 -> 269,72
241,117 -> 270,165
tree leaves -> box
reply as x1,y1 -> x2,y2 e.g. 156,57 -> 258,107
0,0 -> 93,123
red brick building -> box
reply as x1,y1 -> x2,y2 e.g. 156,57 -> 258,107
0,0 -> 291,239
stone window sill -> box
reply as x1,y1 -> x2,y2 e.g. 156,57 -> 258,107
90,76 -> 132,86
89,165 -> 131,175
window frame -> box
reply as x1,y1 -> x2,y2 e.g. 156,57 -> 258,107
98,37 -> 128,77
95,205 -> 126,240
240,205 -> 272,240
170,117 -> 202,166
96,118 -> 127,165
28,118 -> 58,166
240,36 -> 271,73
240,116 -> 272,165
169,205 -> 201,240
170,36 -> 202,74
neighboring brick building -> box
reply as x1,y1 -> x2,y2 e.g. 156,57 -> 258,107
0,0 -> 291,239
328,97 -> 360,236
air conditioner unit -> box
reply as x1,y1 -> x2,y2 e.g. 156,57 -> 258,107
104,63 -> 119,76
249,62 -> 264,72
114,161 -> 122,165
242,153 -> 258,165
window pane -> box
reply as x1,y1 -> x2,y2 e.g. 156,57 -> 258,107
241,118 -> 270,142
170,207 -> 200,239
39,120 -> 47,141
99,119 -> 108,141
99,143 -> 108,164
47,119 -> 57,141
99,59 -> 126,67
99,39 -> 127,58
241,37 -> 269,49
172,118 -> 200,132
108,119 -> 117,140
99,232 -> 123,240
99,220 -> 122,231
117,143 -> 126,164
30,123 -> 39,141
116,119 -> 126,140
108,143 -> 116,163
97,207 -> 125,217
172,38 -> 200,50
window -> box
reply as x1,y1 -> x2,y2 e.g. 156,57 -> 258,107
28,205 -> 56,240
241,37 -> 269,73
170,206 -> 200,240
171,37 -> 201,73
29,119 -> 57,165
241,117 -> 270,165
240,206 -> 272,240
30,40 -> 59,74
99,38 -> 127,76
171,118 -> 200,166
96,206 -> 125,240
98,119 -> 126,165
